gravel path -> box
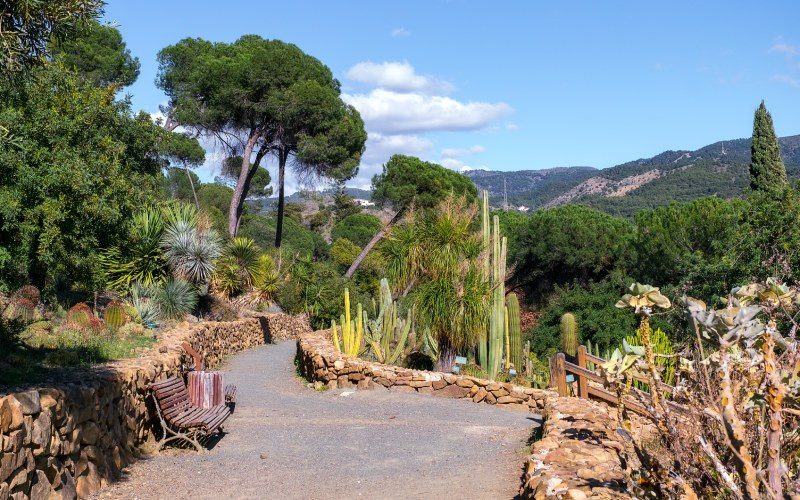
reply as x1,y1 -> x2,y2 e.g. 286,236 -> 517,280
95,342 -> 541,500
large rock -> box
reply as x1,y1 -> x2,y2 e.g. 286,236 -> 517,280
0,396 -> 23,432
14,390 -> 41,415
431,385 -> 468,398
29,470 -> 51,500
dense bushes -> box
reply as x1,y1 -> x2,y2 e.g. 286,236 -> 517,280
239,215 -> 328,258
0,64 -> 166,294
331,213 -> 382,247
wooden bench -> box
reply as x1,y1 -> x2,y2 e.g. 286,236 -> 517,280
148,376 -> 231,452
224,384 -> 237,403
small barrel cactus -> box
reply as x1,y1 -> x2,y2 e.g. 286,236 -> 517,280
104,301 -> 127,330
66,303 -> 92,328
560,312 -> 578,357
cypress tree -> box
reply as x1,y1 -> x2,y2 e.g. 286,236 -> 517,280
749,100 -> 787,192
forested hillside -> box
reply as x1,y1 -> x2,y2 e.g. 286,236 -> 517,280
468,134 -> 800,216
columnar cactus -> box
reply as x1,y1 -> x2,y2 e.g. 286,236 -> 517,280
488,214 -> 507,379
560,312 -> 578,357
478,190 -> 490,370
332,288 -> 364,357
506,293 -> 522,372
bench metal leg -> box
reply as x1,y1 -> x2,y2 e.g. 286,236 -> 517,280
150,393 -> 205,452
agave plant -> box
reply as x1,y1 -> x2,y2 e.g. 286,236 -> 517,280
151,278 -> 198,320
128,283 -> 159,324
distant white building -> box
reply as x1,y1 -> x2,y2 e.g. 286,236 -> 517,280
517,206 -> 530,212
354,198 -> 375,207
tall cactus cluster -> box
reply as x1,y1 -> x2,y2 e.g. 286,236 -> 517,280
487,212 -> 507,378
332,280 -> 413,364
560,312 -> 578,357
477,190 -> 525,380
331,288 -> 364,357
366,279 -> 412,365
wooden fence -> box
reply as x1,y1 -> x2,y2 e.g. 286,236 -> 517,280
549,345 -> 681,417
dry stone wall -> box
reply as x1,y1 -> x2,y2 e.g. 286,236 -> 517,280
521,398 -> 633,499
297,331 -> 553,411
0,313 -> 308,500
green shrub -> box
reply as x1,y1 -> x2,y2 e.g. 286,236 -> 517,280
331,213 -> 382,247
239,215 -> 323,257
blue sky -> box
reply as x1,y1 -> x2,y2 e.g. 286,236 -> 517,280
104,1 -> 800,188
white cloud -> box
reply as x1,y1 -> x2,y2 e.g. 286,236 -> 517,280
773,74 -> 800,88
505,123 -> 520,131
441,145 -> 485,158
770,42 -> 799,57
344,89 -> 512,135
345,61 -> 454,93
391,27 -> 410,37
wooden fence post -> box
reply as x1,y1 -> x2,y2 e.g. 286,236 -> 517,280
576,345 -> 589,398
549,352 -> 567,396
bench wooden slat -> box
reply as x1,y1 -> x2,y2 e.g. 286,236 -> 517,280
160,390 -> 189,408
152,377 -> 183,390
224,384 -> 237,402
163,401 -> 192,420
204,407 -> 231,432
172,407 -> 207,426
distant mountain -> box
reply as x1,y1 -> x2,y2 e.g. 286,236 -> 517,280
284,187 -> 372,203
466,135 -> 800,216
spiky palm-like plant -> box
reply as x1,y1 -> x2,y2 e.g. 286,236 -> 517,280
101,207 -> 169,290
151,278 -> 197,320
161,219 -> 221,286
234,255 -> 281,308
384,195 -> 490,371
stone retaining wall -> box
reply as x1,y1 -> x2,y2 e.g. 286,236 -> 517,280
297,331 -> 554,411
521,398 -> 632,499
297,330 -> 635,500
0,313 -> 309,500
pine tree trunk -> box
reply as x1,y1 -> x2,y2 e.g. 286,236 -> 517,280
184,165 -> 200,210
228,134 -> 258,238
344,207 -> 405,278
275,149 -> 288,248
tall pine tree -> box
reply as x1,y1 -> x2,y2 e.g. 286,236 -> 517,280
749,100 -> 787,192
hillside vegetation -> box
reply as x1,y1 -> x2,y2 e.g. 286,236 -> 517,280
468,134 -> 800,216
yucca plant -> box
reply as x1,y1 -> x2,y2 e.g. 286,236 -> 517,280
212,237 -> 262,299
100,207 -> 169,290
151,278 -> 197,320
162,204 -> 222,287
386,195 -> 490,371
162,223 -> 221,286
233,254 -> 281,309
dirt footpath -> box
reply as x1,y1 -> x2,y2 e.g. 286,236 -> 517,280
95,342 -> 541,500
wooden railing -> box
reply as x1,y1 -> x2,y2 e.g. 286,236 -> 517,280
549,345 -> 681,417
